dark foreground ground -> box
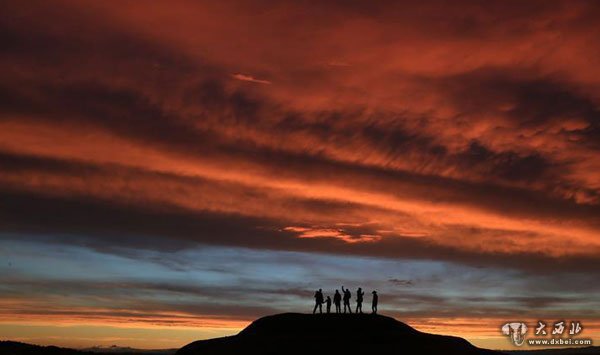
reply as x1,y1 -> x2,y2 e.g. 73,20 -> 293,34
0,342 -> 176,355
177,313 -> 598,355
504,349 -> 600,355
2,314 -> 598,355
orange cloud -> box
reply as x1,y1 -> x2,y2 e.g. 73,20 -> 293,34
1,119 -> 599,261
231,73 -> 271,85
283,226 -> 382,243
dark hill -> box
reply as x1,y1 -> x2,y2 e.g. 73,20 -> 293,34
0,342 -> 85,355
176,313 -> 501,355
0,341 -> 175,355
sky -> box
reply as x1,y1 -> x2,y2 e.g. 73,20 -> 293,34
1,0 -> 600,351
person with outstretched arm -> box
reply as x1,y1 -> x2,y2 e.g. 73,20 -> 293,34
341,286 -> 352,313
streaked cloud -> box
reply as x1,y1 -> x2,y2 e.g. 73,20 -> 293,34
283,226 -> 382,243
231,73 -> 271,85
0,0 -> 599,350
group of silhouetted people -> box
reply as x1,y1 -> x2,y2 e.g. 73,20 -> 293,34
313,287 -> 378,314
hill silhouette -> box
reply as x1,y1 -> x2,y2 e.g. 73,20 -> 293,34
0,342 -> 175,355
176,313 -> 501,355
1,333 -> 598,355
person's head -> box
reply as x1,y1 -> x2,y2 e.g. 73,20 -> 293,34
336,289 -> 339,293
319,288 -> 322,292
372,290 -> 377,294
358,287 -> 362,291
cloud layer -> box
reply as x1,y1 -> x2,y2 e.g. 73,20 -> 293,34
1,0 -> 599,349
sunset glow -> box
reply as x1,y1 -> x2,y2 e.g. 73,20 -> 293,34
1,0 -> 599,351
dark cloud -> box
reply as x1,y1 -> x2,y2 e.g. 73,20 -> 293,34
388,279 -> 414,287
440,68 -> 600,128
457,141 -> 553,182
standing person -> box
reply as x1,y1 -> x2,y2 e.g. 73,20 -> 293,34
355,287 -> 364,313
313,289 -> 324,314
341,286 -> 352,313
371,290 -> 378,314
333,289 -> 342,313
325,296 -> 332,314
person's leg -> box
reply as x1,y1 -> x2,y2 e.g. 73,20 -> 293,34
313,303 -> 317,314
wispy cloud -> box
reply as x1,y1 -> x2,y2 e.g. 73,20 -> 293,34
231,73 -> 271,84
283,226 -> 381,243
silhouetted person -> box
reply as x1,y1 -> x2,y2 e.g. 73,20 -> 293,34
333,289 -> 342,313
341,286 -> 352,313
356,287 -> 364,313
313,288 -> 324,314
371,290 -> 378,314
325,296 -> 332,314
